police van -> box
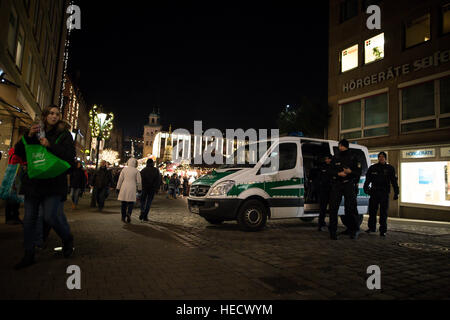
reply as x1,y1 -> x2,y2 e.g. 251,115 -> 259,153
187,136 -> 370,231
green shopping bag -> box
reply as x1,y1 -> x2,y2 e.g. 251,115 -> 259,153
22,136 -> 71,179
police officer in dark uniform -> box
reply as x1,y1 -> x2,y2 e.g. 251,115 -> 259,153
318,154 -> 333,232
363,152 -> 399,237
328,140 -> 362,240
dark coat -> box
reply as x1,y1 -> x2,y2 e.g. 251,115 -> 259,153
92,167 -> 113,189
70,167 -> 87,190
364,163 -> 399,195
140,165 -> 161,193
14,123 -> 76,199
331,149 -> 362,184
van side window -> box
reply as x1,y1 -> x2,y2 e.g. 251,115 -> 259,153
264,143 -> 297,173
333,147 -> 369,176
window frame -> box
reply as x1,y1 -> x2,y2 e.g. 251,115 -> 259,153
340,0 -> 359,24
399,74 -> 450,134
339,90 -> 390,140
364,32 -> 385,65
403,12 -> 432,50
340,44 -> 359,73
442,2 -> 450,36
7,7 -> 19,58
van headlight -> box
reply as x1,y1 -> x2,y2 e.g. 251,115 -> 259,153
209,181 -> 235,197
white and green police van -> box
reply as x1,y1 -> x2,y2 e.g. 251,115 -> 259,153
188,136 -> 370,231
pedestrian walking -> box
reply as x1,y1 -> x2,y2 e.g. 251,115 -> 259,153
91,160 -> 113,212
69,161 -> 86,210
328,139 -> 362,240
12,105 -> 75,270
317,154 -> 333,232
364,152 -> 399,237
183,176 -> 189,197
2,147 -> 25,225
139,159 -> 161,222
116,158 -> 142,223
168,173 -> 180,199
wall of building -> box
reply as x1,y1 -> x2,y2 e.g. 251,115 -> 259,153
328,0 -> 450,221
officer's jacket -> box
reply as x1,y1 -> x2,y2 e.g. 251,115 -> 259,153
331,150 -> 362,184
364,163 -> 399,195
318,163 -> 333,187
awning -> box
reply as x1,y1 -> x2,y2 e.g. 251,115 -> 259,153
0,83 -> 34,127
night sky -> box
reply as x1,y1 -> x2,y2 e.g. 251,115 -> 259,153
68,1 -> 329,137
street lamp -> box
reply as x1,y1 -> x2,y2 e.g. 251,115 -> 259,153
89,105 -> 114,169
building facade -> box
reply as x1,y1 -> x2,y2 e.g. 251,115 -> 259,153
143,110 -> 162,158
0,0 -> 68,177
61,74 -> 91,161
328,0 -> 450,221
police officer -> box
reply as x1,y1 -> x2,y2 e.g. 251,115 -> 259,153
317,154 -> 333,232
363,152 -> 399,237
328,140 -> 362,240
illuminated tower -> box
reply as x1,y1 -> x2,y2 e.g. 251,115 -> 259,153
143,108 -> 162,158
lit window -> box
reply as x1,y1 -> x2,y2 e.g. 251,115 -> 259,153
341,44 -> 358,72
405,14 -> 431,48
443,3 -> 450,34
401,162 -> 450,207
365,33 -> 384,64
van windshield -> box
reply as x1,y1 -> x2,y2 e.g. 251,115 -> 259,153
219,142 -> 272,169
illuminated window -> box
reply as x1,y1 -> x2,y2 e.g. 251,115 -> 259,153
341,44 -> 358,72
405,14 -> 431,48
401,162 -> 450,207
443,3 -> 450,34
365,33 -> 384,64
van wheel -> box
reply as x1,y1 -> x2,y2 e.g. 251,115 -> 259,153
205,218 -> 224,225
300,217 -> 315,222
237,200 -> 267,232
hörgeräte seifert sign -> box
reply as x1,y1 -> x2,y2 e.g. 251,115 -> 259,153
343,49 -> 450,93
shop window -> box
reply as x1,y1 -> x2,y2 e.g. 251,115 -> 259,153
340,0 -> 358,23
405,13 -> 431,48
401,162 -> 450,207
340,93 -> 389,139
443,3 -> 450,35
341,44 -> 358,72
365,33 -> 384,64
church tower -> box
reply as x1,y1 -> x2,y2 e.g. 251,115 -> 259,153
143,108 -> 162,158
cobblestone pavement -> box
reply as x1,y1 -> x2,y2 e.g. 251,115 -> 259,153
0,193 -> 449,300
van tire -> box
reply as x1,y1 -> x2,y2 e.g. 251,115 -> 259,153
237,199 -> 267,232
205,218 -> 224,225
300,217 -> 315,222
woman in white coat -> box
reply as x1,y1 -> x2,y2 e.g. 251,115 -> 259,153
116,158 -> 142,223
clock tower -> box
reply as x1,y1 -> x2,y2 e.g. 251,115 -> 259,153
143,109 -> 162,158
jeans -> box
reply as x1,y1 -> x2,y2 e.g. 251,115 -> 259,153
140,191 -> 155,220
121,202 -> 134,220
71,188 -> 81,205
96,188 -> 108,210
24,196 -> 72,255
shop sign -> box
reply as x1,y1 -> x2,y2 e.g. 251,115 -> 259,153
402,149 -> 435,159
440,147 -> 450,158
343,49 -> 450,93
